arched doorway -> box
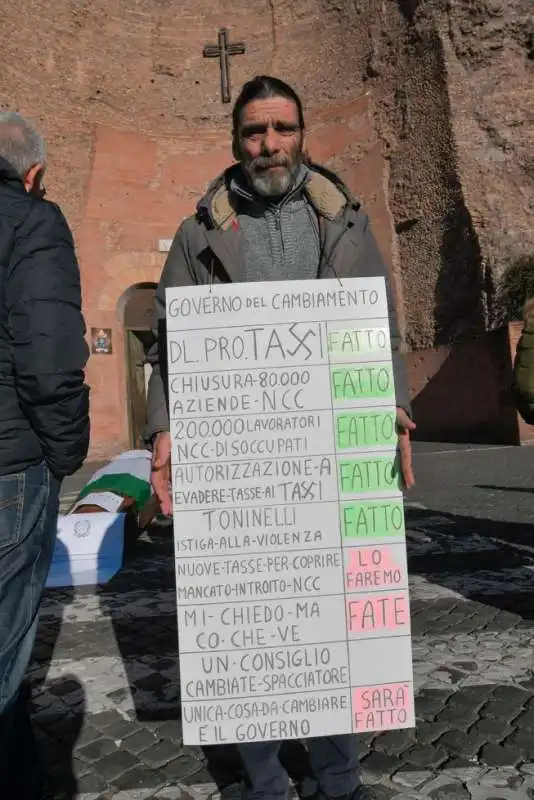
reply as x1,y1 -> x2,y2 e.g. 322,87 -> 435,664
120,282 -> 157,448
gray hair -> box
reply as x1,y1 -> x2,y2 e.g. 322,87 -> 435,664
0,111 -> 46,178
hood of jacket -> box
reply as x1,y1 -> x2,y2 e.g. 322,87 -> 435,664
196,161 -> 362,232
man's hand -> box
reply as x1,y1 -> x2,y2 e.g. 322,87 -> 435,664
396,408 -> 416,490
151,431 -> 172,516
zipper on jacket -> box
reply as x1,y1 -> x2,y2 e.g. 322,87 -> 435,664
318,226 -> 350,279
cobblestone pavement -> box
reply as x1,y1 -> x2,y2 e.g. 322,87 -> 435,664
31,445 -> 534,799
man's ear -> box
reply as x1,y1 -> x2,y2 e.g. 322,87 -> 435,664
23,163 -> 44,194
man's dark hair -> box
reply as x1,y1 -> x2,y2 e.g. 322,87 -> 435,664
232,76 -> 305,132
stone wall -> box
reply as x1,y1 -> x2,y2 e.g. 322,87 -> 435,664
4,0 -> 401,456
440,0 -> 534,322
2,0 -> 532,454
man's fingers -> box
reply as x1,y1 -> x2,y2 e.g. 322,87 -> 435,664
160,495 -> 172,517
150,472 -> 164,499
152,446 -> 170,471
152,455 -> 164,470
396,408 -> 416,432
151,433 -> 172,515
402,463 -> 415,490
152,473 -> 172,516
152,432 -> 172,470
398,432 -> 415,489
395,409 -> 416,489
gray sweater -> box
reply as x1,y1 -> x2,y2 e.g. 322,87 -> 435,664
230,166 -> 321,283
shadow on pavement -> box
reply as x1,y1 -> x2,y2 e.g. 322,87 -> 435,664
34,676 -> 85,800
405,505 -> 534,620
98,524 -> 315,795
29,542 -> 83,799
475,483 -> 534,496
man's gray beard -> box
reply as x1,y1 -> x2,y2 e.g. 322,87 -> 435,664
248,164 -> 299,198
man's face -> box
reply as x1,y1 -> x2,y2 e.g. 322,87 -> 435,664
237,96 -> 303,198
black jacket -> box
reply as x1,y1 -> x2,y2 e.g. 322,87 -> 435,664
0,157 -> 90,478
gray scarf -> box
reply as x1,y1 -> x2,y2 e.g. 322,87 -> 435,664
230,165 -> 321,283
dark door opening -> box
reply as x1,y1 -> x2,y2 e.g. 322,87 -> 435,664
122,283 -> 156,449
125,329 -> 154,448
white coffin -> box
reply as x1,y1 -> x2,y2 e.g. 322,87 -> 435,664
46,512 -> 126,588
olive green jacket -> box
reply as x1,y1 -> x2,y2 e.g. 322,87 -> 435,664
145,163 -> 411,439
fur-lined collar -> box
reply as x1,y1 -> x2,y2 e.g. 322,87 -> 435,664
198,163 -> 354,231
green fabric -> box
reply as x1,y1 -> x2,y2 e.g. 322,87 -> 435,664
513,320 -> 534,424
77,473 -> 151,508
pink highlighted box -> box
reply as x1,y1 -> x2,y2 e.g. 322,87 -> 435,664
345,545 -> 406,593
346,592 -> 410,635
352,683 -> 414,731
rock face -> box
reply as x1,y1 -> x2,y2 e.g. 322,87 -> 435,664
354,0 -> 534,347
439,0 -> 534,326
0,0 -> 532,451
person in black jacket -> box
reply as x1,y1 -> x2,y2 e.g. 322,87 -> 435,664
0,111 -> 90,798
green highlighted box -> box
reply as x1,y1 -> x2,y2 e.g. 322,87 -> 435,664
328,327 -> 390,357
341,499 -> 405,539
331,364 -> 395,401
338,456 -> 401,494
335,410 -> 396,449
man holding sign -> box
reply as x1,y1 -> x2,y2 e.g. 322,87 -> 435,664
146,76 -> 414,800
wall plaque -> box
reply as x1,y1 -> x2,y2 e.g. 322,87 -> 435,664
91,328 -> 112,355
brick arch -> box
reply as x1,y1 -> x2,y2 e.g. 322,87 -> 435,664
95,252 -> 165,314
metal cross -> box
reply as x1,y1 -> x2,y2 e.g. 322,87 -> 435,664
203,28 -> 246,104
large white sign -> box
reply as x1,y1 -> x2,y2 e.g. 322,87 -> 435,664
166,278 -> 414,746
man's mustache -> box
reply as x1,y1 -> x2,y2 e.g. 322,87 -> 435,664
251,156 -> 290,172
